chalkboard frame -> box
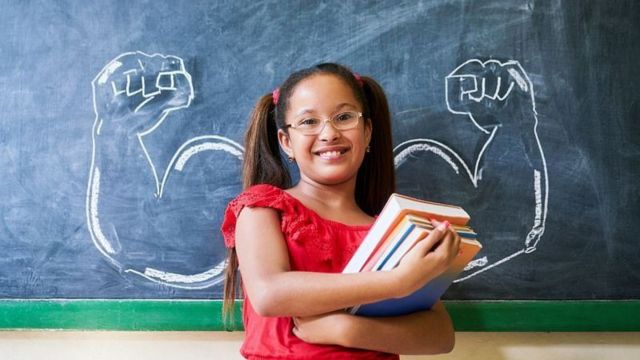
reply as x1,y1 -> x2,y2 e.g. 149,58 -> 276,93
0,300 -> 638,331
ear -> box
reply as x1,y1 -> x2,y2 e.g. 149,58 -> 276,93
364,118 -> 372,147
277,129 -> 294,158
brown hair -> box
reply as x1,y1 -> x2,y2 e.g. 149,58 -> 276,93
222,63 -> 396,327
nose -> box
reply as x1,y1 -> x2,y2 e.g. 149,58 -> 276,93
318,119 -> 341,141
318,119 -> 342,141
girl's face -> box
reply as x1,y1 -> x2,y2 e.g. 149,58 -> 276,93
278,74 -> 372,187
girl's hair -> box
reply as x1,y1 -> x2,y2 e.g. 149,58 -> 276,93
222,63 -> 396,326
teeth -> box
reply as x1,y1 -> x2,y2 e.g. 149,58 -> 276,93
318,151 -> 342,158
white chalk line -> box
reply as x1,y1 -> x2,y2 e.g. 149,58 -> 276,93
394,58 -> 548,282
87,51 -> 244,289
123,259 -> 227,290
159,135 -> 244,198
454,249 -> 525,283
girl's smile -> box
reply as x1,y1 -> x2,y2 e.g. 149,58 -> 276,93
314,145 -> 350,160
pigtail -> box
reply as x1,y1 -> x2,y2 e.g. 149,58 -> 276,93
242,94 -> 292,189
222,246 -> 240,329
223,93 -> 292,329
356,76 -> 396,215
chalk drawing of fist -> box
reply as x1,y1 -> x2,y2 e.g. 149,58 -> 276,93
446,59 -> 538,132
395,59 -> 548,282
87,52 -> 243,290
93,51 -> 194,132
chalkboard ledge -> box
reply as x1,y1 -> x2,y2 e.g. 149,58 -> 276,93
0,300 -> 638,331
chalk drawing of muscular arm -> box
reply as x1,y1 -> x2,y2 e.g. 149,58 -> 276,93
394,59 -> 548,281
87,52 -> 244,289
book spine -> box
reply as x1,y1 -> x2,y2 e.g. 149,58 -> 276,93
374,224 -> 416,270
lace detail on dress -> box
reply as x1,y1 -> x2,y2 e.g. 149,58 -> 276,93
286,210 -> 333,262
220,184 -> 370,264
221,184 -> 288,248
221,184 -> 323,255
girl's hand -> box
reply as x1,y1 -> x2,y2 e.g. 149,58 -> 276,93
292,311 -> 351,346
393,220 -> 461,297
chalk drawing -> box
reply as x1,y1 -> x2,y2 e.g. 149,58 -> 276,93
394,59 -> 549,282
87,51 -> 244,289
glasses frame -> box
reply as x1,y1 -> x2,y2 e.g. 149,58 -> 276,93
283,111 -> 363,136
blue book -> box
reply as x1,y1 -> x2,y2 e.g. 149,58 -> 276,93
350,233 -> 481,317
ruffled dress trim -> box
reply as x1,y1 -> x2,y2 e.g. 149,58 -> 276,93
221,184 -> 372,261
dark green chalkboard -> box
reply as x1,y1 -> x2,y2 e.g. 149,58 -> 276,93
1,0 -> 639,331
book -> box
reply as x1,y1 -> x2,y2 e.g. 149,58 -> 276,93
360,215 -> 421,272
343,193 -> 481,317
343,193 -> 473,274
364,217 -> 476,274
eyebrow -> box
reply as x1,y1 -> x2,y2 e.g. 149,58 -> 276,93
294,102 -> 358,117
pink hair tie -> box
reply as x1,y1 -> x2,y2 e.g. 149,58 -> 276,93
353,73 -> 364,88
272,87 -> 280,105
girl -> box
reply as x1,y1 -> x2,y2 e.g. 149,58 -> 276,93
221,63 -> 460,359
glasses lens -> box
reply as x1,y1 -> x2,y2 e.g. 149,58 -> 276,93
295,118 -> 320,135
332,111 -> 360,130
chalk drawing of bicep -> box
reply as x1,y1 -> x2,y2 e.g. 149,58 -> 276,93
87,51 -> 243,289
394,58 -> 549,282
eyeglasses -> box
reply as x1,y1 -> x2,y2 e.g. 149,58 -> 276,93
283,111 -> 362,136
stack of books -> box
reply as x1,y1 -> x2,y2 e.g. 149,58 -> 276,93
343,193 -> 482,317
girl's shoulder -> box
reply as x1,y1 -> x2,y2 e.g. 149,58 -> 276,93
220,184 -> 295,248
231,183 -> 287,206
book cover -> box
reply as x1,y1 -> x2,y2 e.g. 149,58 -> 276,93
350,237 -> 482,317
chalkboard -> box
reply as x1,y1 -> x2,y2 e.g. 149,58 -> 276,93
0,0 -> 638,330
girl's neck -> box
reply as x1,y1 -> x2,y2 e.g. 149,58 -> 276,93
288,177 -> 360,212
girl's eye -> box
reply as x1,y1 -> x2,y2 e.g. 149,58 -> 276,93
335,112 -> 355,123
298,118 -> 319,127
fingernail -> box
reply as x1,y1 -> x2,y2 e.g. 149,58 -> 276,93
438,220 -> 450,230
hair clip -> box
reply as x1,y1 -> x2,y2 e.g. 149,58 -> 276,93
353,73 -> 364,88
272,87 -> 280,105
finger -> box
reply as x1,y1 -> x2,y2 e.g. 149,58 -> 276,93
495,70 -> 515,101
142,74 -> 162,98
482,67 -> 506,101
125,72 -> 144,96
446,60 -> 484,113
166,72 -> 194,107
418,220 -> 451,253
448,230 -> 462,260
446,74 -> 481,113
163,55 -> 184,72
156,72 -> 176,91
432,227 -> 455,254
173,72 -> 193,94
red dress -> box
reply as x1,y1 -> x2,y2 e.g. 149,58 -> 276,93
221,184 -> 399,360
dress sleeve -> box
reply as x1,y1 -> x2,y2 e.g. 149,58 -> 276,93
220,184 -> 289,248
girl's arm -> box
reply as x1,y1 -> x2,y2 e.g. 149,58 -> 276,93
235,206 -> 459,317
293,301 -> 455,355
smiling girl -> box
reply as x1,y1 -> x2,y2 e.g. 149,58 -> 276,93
221,63 -> 460,359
